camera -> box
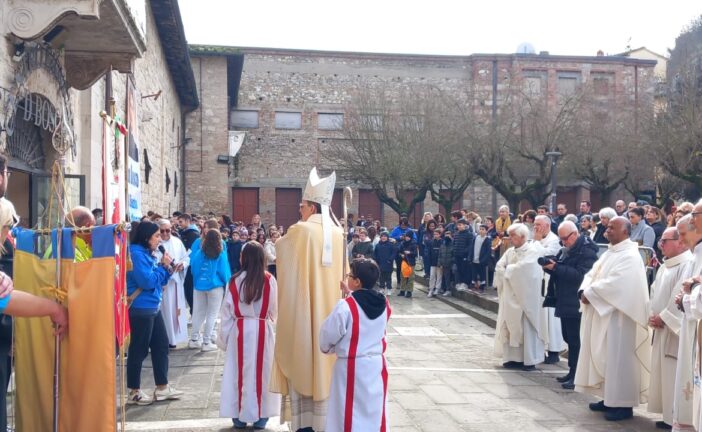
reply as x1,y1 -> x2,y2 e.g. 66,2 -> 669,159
538,255 -> 557,266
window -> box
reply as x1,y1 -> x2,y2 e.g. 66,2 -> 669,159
522,70 -> 547,97
400,115 -> 424,131
275,112 -> 302,129
557,72 -> 581,99
592,73 -> 614,96
318,113 -> 344,130
230,110 -> 259,128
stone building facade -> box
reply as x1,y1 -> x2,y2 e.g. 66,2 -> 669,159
186,46 -> 656,228
0,0 -> 197,227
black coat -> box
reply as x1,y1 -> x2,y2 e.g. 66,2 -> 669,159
470,235 -> 492,265
428,238 -> 442,267
373,241 -> 397,272
592,223 -> 608,244
452,229 -> 473,261
399,239 -> 418,267
226,239 -> 243,273
180,227 -> 200,250
544,234 -> 599,318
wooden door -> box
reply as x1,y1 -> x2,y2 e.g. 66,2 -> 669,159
232,188 -> 259,224
330,189 -> 343,220
275,188 -> 302,231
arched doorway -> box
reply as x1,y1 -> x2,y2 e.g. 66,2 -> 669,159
5,94 -> 84,228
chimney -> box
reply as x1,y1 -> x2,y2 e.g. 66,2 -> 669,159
597,50 -> 604,56
539,51 -> 549,56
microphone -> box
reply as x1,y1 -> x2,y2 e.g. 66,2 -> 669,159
158,245 -> 175,269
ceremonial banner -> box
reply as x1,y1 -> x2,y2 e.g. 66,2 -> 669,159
14,226 -> 117,432
126,77 -> 142,221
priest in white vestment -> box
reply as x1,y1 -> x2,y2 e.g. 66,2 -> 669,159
270,168 -> 345,432
494,223 -> 548,371
648,227 -> 693,429
156,220 -> 190,346
533,215 -> 566,364
575,216 -> 651,422
672,215 -> 700,432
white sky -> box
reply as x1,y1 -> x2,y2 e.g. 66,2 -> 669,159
179,0 -> 701,57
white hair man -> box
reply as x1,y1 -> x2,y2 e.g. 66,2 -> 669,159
155,219 -> 189,347
575,217 -> 651,421
533,215 -> 565,364
647,227 -> 693,429
493,223 -> 548,371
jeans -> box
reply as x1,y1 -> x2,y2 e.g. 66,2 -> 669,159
560,315 -> 582,377
127,309 -> 169,389
394,256 -> 403,285
191,287 -> 224,343
441,266 -> 453,292
429,266 -> 442,291
379,271 -> 393,290
471,262 -> 487,285
184,269 -> 194,314
455,258 -> 472,285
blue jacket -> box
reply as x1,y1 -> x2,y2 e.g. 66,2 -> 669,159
390,225 -> 416,242
127,244 -> 172,311
373,240 -> 397,272
190,248 -> 232,291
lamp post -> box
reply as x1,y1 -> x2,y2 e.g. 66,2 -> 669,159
545,150 -> 562,215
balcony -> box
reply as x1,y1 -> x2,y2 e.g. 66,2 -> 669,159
5,0 -> 147,89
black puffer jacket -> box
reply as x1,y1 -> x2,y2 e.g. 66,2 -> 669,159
452,229 -> 473,262
544,234 -> 599,318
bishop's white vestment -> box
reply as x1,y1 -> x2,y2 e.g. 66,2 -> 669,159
494,240 -> 549,366
648,250 -> 693,425
574,239 -> 651,407
536,231 -> 566,353
320,293 -> 390,432
681,242 -> 702,430
218,272 -> 281,422
157,236 -> 190,345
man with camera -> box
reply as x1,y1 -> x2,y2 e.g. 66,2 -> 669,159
533,215 -> 566,365
541,221 -> 599,390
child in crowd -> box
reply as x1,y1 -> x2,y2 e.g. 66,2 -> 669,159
218,241 -> 280,429
347,232 -> 360,261
320,258 -> 391,432
373,232 -> 397,295
438,229 -> 454,296
471,225 -> 491,292
427,229 -> 443,297
226,230 -> 243,274
398,231 -> 417,298
189,229 -> 231,352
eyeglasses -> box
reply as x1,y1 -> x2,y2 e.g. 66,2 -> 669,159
692,212 -> 702,218
558,232 -> 575,242
658,238 -> 675,246
160,229 -> 171,234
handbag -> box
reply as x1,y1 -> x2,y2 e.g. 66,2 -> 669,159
542,276 -> 557,308
401,260 -> 413,278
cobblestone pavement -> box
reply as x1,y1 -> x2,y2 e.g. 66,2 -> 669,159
120,283 -> 660,431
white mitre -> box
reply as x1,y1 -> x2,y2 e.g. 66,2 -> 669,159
303,167 -> 336,267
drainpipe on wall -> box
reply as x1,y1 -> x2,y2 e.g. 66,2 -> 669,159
491,59 -> 498,218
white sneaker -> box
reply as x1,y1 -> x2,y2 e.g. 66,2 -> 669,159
385,289 -> 392,296
127,390 -> 153,406
442,290 -> 452,297
153,385 -> 184,401
188,339 -> 202,349
201,342 -> 217,352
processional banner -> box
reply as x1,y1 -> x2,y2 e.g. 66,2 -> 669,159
13,225 -> 118,432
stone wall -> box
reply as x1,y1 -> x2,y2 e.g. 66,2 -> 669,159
184,55 -> 230,215
187,48 -> 656,222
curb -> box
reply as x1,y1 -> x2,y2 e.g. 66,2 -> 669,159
413,279 -> 498,329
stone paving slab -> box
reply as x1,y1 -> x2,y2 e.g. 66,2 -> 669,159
107,280 -> 662,431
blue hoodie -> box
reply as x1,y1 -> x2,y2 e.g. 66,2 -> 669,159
127,244 -> 172,311
190,247 -> 232,291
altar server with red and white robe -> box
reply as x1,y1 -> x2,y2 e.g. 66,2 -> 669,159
218,241 -> 280,430
320,258 -> 390,432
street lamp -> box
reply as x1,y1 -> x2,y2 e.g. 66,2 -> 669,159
545,150 -> 562,215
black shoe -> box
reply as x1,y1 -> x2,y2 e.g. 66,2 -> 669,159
502,361 -> 524,369
556,373 -> 572,383
544,351 -> 560,364
168,344 -> 176,349
522,365 -> 537,372
655,421 -> 672,430
406,291 -> 413,298
561,379 -> 575,390
604,407 -> 633,421
589,400 -> 608,412
399,291 -> 406,297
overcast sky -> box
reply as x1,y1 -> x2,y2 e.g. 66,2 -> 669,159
179,1 -> 700,57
